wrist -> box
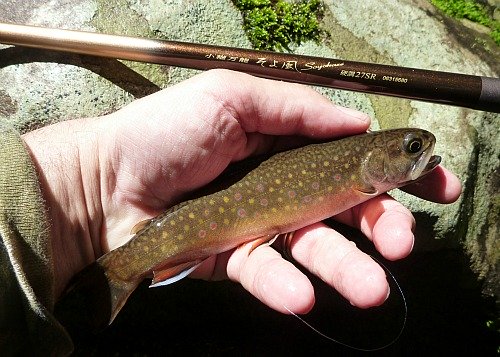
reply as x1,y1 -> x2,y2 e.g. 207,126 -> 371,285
22,118 -> 104,298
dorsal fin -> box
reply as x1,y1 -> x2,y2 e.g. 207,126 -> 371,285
130,218 -> 152,234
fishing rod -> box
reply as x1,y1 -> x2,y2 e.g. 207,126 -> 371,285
0,22 -> 499,113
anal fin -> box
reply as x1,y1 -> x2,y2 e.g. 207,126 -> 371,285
248,234 -> 280,254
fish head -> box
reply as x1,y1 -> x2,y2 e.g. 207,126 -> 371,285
362,128 -> 441,191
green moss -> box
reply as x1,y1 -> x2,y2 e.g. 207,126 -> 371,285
232,0 -> 323,50
430,0 -> 500,45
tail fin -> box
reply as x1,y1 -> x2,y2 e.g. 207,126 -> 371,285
55,261 -> 140,333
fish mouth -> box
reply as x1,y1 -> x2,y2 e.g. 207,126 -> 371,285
408,143 -> 441,181
423,155 -> 441,173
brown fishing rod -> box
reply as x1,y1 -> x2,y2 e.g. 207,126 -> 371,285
0,22 -> 499,112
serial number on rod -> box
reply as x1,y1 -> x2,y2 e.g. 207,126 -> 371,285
382,75 -> 408,83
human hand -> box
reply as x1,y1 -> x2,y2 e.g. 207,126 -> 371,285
22,69 -> 461,314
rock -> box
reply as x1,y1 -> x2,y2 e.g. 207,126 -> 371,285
0,0 -> 498,351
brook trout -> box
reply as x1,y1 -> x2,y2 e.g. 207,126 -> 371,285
60,128 -> 441,329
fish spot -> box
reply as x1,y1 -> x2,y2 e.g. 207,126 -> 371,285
170,220 -> 176,226
303,195 -> 312,203
292,164 -> 297,169
223,218 -> 230,225
310,163 -> 317,168
275,179 -> 281,185
319,172 -> 325,178
334,174 -> 341,181
323,161 -> 330,167
333,155 -> 339,161
178,216 -> 184,221
161,246 -> 168,253
209,199 -> 215,205
210,222 -> 218,230
298,181 -> 303,187
237,208 -> 247,218
246,189 -> 252,194
269,187 -> 275,192
271,207 -> 277,213
184,224 -> 190,232
248,198 -> 255,204
260,198 -> 268,206
234,192 -> 243,201
312,182 -> 320,190
143,246 -> 149,252
277,197 -> 283,203
327,186 -> 333,191
301,169 -> 307,175
318,196 -> 325,202
351,174 -> 357,180
288,190 -> 296,199
198,230 -> 206,238
288,173 -> 293,178
344,163 -> 350,169
203,209 -> 210,216
188,212 -> 195,219
344,150 -> 351,156
219,207 -> 225,213
223,196 -> 230,203
285,205 -> 290,210
177,234 -> 184,241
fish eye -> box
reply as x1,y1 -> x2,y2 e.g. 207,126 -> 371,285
404,134 -> 423,154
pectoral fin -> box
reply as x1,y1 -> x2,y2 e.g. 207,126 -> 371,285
355,182 -> 378,195
150,260 -> 203,288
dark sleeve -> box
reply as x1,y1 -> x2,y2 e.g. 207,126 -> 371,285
0,123 -> 73,355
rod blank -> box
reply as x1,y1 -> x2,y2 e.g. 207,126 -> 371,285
0,22 -> 499,113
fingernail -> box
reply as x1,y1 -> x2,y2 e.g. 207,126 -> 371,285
385,285 -> 391,302
334,105 -> 370,123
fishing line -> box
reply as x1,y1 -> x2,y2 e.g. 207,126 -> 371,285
283,255 -> 407,352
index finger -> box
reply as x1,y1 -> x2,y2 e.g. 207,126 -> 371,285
195,69 -> 371,138
401,165 -> 462,204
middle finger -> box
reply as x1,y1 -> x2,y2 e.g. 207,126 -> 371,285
286,222 -> 390,309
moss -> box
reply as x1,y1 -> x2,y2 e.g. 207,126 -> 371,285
232,0 -> 323,50
429,0 -> 500,45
